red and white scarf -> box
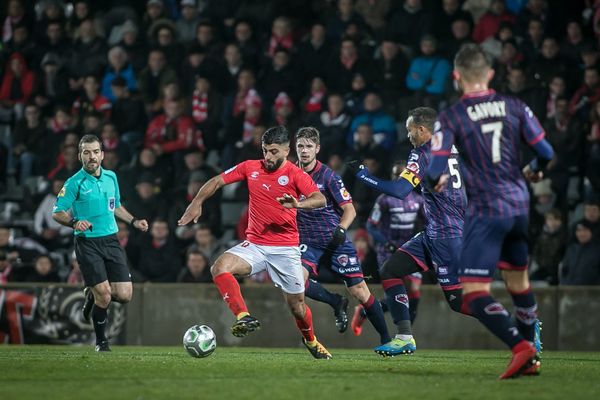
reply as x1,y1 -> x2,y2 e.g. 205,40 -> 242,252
192,90 -> 208,123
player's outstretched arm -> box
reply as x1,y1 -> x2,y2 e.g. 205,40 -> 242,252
178,175 -> 226,225
524,138 -> 554,182
278,191 -> 326,209
351,163 -> 415,199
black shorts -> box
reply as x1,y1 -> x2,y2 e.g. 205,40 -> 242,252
74,234 -> 131,287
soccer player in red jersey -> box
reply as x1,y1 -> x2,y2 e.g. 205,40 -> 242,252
178,126 -> 332,359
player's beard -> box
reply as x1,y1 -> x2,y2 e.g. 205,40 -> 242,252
265,157 -> 284,171
84,160 -> 100,174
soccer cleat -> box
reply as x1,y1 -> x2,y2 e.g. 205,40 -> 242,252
522,354 -> 541,376
82,287 -> 94,322
499,341 -> 537,379
533,319 -> 543,353
95,340 -> 111,352
231,315 -> 261,337
334,296 -> 349,333
351,305 -> 367,336
303,338 -> 332,359
374,337 -> 416,357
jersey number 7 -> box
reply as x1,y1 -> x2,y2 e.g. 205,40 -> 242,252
482,121 -> 503,163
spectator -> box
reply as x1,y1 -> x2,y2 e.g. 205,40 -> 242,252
374,38 -> 409,107
0,226 -> 42,270
267,16 -> 295,58
258,47 -> 300,106
501,65 -> 544,118
309,93 -> 350,160
100,121 -> 131,162
568,66 -> 600,120
386,0 -> 432,53
232,19 -> 260,70
117,20 -> 147,73
472,0 -> 516,44
352,227 -> 378,279
12,254 -> 60,283
175,0 -> 200,45
2,23 -> 40,71
540,75 -> 567,123
355,0 -> 391,38
441,16 -> 475,61
67,0 -> 91,36
66,250 -> 84,285
110,77 -> 147,151
71,74 -> 111,123
297,22 -> 333,81
120,147 -> 170,200
188,223 -> 225,264
34,52 -> 71,111
301,77 -> 327,119
180,45 -> 221,95
432,0 -> 474,42
192,20 -> 222,61
2,0 -> 31,44
11,103 -> 47,184
529,179 -> 558,239
531,209 -> 567,285
348,92 -> 397,150
177,248 -> 212,283
33,176 -> 72,250
560,20 -> 592,68
270,92 -> 299,134
170,170 -> 222,237
137,48 -> 178,115
0,52 -> 36,122
190,76 -> 222,152
405,35 -> 452,109
39,20 -> 71,63
560,220 -> 600,285
123,172 -> 168,223
149,20 -> 185,69
47,144 -> 79,180
116,220 -> 139,268
347,123 -> 386,164
144,98 -> 204,169
528,37 -> 568,90
520,18 -> 545,64
131,218 -> 181,282
326,0 -> 369,42
69,18 -> 107,78
141,0 -> 168,38
101,46 -> 137,103
325,36 -> 374,94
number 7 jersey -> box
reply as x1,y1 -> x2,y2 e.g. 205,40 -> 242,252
432,89 -> 545,218
405,141 -> 466,239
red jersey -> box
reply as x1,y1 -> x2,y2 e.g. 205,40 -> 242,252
221,159 -> 319,246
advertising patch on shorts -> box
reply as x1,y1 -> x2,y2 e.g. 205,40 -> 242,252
400,169 -> 421,187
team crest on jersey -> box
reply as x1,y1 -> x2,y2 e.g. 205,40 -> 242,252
431,131 -> 443,151
337,254 -> 349,266
278,175 -> 289,185
224,165 -> 237,174
340,188 -> 351,200
250,171 -> 259,179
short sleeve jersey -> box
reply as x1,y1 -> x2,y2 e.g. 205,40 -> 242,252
368,191 -> 423,246
433,90 -> 545,218
221,160 -> 319,246
297,161 -> 352,246
53,167 -> 121,237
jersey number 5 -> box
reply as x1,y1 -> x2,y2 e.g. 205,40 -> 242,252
447,158 -> 462,189
481,121 -> 503,163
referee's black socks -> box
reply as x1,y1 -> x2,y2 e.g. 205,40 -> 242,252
92,305 -> 108,344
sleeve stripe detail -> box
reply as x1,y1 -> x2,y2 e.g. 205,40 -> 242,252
431,150 -> 451,156
527,132 -> 545,145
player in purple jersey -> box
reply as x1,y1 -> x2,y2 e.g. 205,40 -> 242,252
351,161 -> 424,336
425,44 -> 553,379
295,127 -> 392,353
349,107 -> 472,356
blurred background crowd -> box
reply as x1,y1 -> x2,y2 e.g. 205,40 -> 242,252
0,0 -> 599,287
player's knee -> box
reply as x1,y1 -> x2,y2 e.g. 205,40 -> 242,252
347,281 -> 370,304
95,290 -> 112,308
502,270 -> 529,292
210,262 -> 229,277
285,296 -> 305,318
380,251 -> 420,281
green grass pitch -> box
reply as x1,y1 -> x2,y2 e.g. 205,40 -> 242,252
1,346 -> 599,400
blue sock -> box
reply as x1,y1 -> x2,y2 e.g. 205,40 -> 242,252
379,299 -> 388,313
408,297 -> 420,324
363,294 -> 391,344
305,279 -> 341,309
382,279 -> 411,333
509,287 -> 537,342
464,291 -> 523,349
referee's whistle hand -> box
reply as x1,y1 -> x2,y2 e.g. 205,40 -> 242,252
74,220 -> 92,232
134,219 -> 149,232
178,202 -> 203,225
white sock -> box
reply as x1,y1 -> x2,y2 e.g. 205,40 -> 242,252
395,334 -> 413,341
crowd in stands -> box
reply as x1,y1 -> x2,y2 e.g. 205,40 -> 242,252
0,0 -> 599,287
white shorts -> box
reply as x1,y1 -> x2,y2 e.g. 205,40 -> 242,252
226,241 -> 305,294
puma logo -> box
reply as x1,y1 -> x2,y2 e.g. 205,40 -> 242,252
262,184 -> 271,191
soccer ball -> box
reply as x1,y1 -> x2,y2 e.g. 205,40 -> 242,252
183,325 -> 217,358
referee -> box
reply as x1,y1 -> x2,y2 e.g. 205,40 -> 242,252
52,134 -> 148,351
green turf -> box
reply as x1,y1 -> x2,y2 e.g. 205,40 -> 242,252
1,346 -> 598,400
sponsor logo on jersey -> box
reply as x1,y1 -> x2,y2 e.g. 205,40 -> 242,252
400,169 -> 421,187
340,188 -> 351,200
464,268 -> 489,276
317,183 -> 324,189
408,152 -> 419,161
349,257 -> 357,264
278,175 -> 289,186
224,165 -> 237,174
337,254 -> 349,266
58,186 -> 66,197
338,265 -> 361,274
250,171 -> 259,179
431,131 -> 443,151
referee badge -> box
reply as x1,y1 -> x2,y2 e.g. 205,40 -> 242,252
108,197 -> 115,211
58,186 -> 66,197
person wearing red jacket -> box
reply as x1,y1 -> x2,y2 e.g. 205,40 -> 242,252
0,52 -> 35,121
144,98 -> 204,156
